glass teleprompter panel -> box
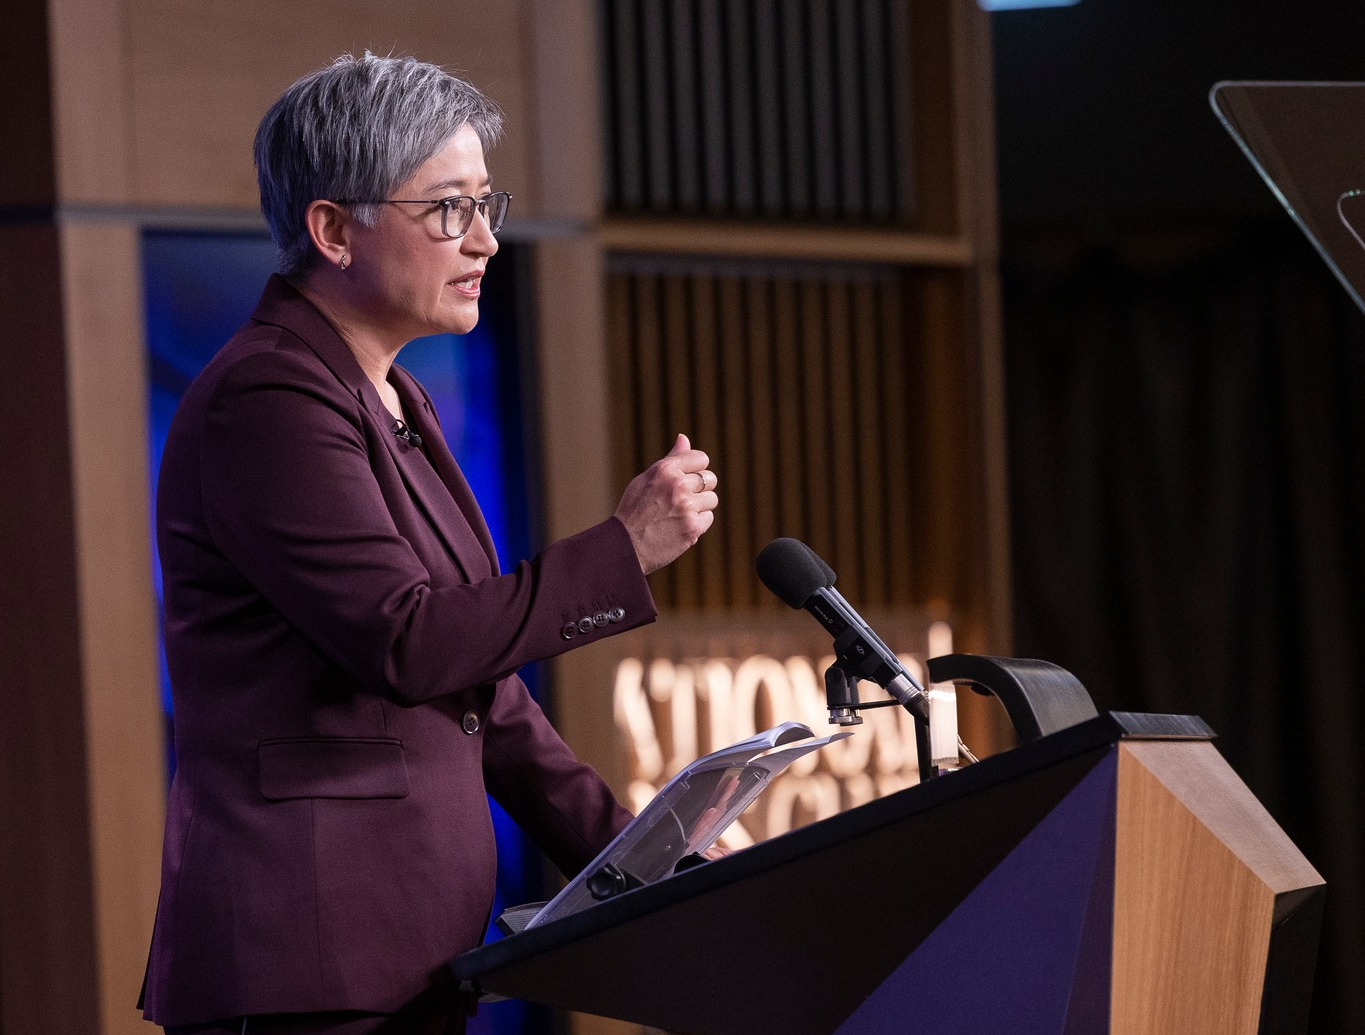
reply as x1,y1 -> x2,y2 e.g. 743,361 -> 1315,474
1213,81 -> 1365,316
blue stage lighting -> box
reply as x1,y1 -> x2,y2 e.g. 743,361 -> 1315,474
980,0 -> 1080,10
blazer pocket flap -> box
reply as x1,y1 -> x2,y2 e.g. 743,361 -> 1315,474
258,737 -> 409,800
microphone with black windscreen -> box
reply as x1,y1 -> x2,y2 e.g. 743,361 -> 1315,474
391,419 -> 423,448
756,537 -> 930,724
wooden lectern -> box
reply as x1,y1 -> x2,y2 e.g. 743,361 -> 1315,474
453,712 -> 1323,1035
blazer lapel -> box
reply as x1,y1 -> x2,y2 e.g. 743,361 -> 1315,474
390,367 -> 501,577
371,384 -> 492,583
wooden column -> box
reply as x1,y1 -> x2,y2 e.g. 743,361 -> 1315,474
0,217 -> 109,1035
61,218 -> 167,1035
2,2 -> 166,1033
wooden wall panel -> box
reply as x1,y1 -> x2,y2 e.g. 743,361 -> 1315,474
603,256 -> 995,618
743,276 -> 780,569
587,0 -> 1017,799
4,0 -> 58,205
62,220 -> 165,1035
528,1 -> 604,222
0,221 -> 102,1035
118,0 -> 537,214
600,0 -> 917,223
716,276 -> 754,606
957,2 -> 1013,651
851,280 -> 889,602
48,0 -> 136,203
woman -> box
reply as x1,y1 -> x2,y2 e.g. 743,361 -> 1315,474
140,53 -> 718,1035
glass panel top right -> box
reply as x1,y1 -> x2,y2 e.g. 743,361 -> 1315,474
1212,82 -> 1365,316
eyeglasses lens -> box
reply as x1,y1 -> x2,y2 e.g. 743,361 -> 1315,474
441,193 -> 511,239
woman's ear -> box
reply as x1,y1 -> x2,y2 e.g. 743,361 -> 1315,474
303,200 -> 353,271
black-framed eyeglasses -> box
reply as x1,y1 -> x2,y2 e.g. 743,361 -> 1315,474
335,191 -> 512,239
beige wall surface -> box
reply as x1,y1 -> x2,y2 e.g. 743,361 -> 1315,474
49,0 -> 541,215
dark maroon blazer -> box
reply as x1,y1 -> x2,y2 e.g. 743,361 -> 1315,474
141,276 -> 650,1026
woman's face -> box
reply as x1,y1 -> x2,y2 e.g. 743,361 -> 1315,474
346,124 -> 499,343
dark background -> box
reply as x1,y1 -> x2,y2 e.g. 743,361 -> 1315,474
993,3 -> 1365,1030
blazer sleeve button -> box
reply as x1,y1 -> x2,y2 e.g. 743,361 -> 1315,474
462,710 -> 481,734
593,611 -> 609,627
561,622 -> 578,640
577,617 -> 595,634
608,606 -> 626,623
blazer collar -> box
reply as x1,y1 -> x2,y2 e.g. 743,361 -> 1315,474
250,274 -> 376,405
249,274 -> 501,579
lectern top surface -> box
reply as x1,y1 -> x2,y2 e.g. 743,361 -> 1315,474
457,711 -> 1212,983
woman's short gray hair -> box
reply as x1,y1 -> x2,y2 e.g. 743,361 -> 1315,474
255,52 -> 503,277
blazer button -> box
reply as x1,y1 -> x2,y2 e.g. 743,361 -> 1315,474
608,606 -> 626,623
577,616 -> 595,634
593,611 -> 609,627
462,710 -> 480,735
561,622 -> 578,640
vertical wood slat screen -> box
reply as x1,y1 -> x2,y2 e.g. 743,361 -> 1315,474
601,0 -> 915,222
607,254 -> 927,611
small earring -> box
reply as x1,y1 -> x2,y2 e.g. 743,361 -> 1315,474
339,254 -> 349,271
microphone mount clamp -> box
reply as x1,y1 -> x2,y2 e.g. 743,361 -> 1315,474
822,656 -> 936,780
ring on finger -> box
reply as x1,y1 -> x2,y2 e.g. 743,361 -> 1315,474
697,471 -> 710,493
